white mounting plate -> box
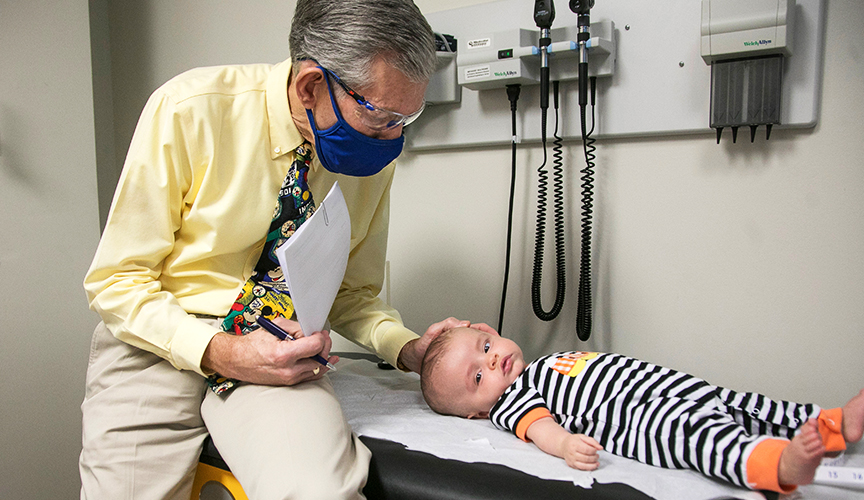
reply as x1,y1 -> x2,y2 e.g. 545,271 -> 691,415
406,0 -> 824,151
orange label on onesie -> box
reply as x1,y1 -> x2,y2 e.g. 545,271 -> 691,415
546,352 -> 599,377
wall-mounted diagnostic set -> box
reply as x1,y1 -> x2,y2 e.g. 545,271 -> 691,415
410,0 -> 824,149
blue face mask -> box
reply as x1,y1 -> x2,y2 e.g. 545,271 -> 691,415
305,75 -> 405,177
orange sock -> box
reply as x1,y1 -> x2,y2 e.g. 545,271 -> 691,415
817,407 -> 846,453
746,438 -> 796,493
746,409 -> 846,492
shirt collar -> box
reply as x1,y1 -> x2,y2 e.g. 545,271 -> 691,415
266,58 -> 308,163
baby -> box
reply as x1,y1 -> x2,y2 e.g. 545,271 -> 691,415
420,326 -> 864,494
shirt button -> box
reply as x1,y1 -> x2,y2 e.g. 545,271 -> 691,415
274,147 -> 281,154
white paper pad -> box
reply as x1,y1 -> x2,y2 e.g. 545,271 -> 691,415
275,182 -> 350,336
331,357 -> 864,500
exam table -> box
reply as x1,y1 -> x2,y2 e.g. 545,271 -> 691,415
194,352 -> 863,500
194,432 -> 651,500
361,435 -> 654,499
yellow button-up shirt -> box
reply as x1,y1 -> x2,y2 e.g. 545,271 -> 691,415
84,59 -> 418,376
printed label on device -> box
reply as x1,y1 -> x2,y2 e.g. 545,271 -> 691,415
464,66 -> 491,80
467,37 -> 491,49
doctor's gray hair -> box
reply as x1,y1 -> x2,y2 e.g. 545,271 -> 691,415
289,0 -> 436,88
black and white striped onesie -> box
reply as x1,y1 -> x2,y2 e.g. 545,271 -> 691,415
489,351 -> 821,489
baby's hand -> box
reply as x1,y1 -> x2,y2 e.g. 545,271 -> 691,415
561,434 -> 603,470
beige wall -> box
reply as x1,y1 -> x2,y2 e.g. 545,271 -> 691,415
0,0 -> 103,497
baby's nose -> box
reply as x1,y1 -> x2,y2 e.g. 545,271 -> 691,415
488,353 -> 499,370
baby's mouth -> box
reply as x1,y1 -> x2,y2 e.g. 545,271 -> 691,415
501,354 -> 512,375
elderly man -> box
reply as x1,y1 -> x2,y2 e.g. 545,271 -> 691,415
80,1 -> 472,498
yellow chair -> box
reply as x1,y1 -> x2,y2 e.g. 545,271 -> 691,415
190,437 -> 249,500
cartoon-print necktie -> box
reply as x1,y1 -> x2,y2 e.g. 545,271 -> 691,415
207,141 -> 315,394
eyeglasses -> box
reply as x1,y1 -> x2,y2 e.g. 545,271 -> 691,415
317,66 -> 426,131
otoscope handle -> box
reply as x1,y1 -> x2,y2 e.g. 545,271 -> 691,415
577,11 -> 590,107
540,67 -> 550,110
578,62 -> 588,107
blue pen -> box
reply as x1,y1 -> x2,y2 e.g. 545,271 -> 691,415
255,316 -> 337,372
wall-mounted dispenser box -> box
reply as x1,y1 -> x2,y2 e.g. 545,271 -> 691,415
701,0 -> 794,63
701,0 -> 796,142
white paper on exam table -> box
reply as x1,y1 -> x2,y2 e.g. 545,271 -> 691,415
274,181 -> 350,336
332,358 -> 864,500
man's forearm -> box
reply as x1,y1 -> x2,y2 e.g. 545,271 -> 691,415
397,339 -> 422,373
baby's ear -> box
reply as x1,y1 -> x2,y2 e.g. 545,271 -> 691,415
466,410 -> 490,420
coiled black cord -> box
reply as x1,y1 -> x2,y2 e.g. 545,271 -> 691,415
576,77 -> 597,341
498,84 -> 522,334
531,81 -> 566,321
552,81 -> 565,187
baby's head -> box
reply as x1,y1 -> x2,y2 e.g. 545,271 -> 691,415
420,326 -> 526,419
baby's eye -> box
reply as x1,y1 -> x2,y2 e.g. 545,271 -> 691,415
483,341 -> 490,353
475,371 -> 482,384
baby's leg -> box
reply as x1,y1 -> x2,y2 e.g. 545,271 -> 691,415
777,419 -> 825,487
715,387 -> 820,440
842,389 -> 864,443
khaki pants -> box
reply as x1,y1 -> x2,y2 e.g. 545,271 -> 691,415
79,321 -> 369,500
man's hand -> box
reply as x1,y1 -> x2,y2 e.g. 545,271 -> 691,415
201,317 -> 337,386
397,317 -> 500,373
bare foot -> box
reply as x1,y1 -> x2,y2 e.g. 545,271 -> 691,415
842,389 -> 864,443
778,419 -> 826,487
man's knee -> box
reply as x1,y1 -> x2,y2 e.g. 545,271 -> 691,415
241,431 -> 371,500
